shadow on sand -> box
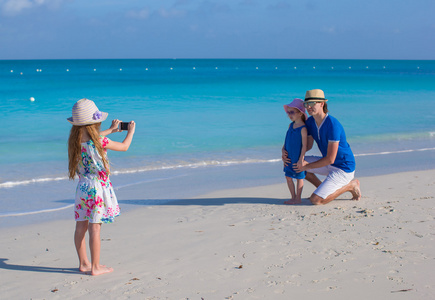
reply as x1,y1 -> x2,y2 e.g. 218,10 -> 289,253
0,258 -> 80,274
56,197 -> 314,207
118,197 -> 314,206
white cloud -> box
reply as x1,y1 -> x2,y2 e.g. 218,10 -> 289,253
321,26 -> 337,34
126,8 -> 150,19
125,7 -> 186,20
267,2 -> 291,11
239,0 -> 257,7
158,8 -> 185,18
1,0 -> 64,15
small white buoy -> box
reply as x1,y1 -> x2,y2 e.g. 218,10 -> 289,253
193,67 -> 196,70
20,72 -> 23,75
417,66 -> 420,69
10,70 -> 13,73
215,67 -> 218,69
256,67 -> 259,70
66,69 -> 69,72
120,68 -> 122,71
383,66 -> 386,69
331,67 -> 334,69
145,68 -> 148,71
366,66 -> 369,69
94,69 -> 96,71
30,97 -> 35,102
349,66 -> 351,69
294,67 -> 297,69
275,67 -> 278,69
170,67 -> 173,70
313,66 -> 316,69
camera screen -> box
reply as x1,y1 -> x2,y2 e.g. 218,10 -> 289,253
120,122 -> 129,130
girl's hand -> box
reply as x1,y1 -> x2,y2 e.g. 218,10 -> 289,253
110,119 -> 121,133
282,149 -> 291,166
128,121 -> 136,134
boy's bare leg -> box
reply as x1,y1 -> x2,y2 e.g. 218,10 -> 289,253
88,223 -> 113,276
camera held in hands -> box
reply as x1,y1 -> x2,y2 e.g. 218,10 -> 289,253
120,122 -> 129,131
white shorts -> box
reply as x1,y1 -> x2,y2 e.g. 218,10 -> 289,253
305,156 -> 355,199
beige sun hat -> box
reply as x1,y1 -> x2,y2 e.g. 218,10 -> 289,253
67,98 -> 108,125
304,89 -> 328,102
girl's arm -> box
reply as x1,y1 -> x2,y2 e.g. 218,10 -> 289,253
100,119 -> 121,136
105,121 -> 136,152
297,127 -> 308,165
282,124 -> 291,166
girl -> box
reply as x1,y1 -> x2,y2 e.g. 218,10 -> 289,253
281,98 -> 308,204
67,98 -> 135,276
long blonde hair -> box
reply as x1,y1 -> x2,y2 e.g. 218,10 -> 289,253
68,123 -> 110,179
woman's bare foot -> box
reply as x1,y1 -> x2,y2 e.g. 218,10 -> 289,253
284,199 -> 302,205
91,265 -> 114,276
350,179 -> 361,200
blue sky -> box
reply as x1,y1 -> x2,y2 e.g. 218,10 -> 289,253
0,0 -> 434,60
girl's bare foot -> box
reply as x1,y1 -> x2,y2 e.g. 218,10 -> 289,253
350,179 -> 361,200
91,265 -> 114,276
79,262 -> 92,273
284,199 -> 302,205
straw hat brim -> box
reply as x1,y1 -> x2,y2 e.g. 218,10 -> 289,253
67,112 -> 108,126
304,98 -> 328,103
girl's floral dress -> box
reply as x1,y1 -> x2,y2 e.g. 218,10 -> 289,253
74,136 -> 120,223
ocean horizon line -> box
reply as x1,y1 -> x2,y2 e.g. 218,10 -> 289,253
2,58 -> 435,62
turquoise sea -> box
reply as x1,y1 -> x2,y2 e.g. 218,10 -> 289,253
1,59 -> 435,226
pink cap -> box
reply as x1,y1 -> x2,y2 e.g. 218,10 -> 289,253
283,98 -> 307,119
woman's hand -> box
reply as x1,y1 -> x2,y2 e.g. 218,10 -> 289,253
282,149 -> 291,167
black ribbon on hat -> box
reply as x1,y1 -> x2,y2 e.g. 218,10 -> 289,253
304,97 -> 327,101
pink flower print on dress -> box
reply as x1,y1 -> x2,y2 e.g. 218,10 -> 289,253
84,197 -> 95,210
107,207 -> 113,216
98,171 -> 108,182
101,136 -> 109,148
75,211 -> 79,220
95,196 -> 104,207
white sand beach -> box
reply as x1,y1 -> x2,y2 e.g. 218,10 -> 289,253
1,169 -> 434,299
